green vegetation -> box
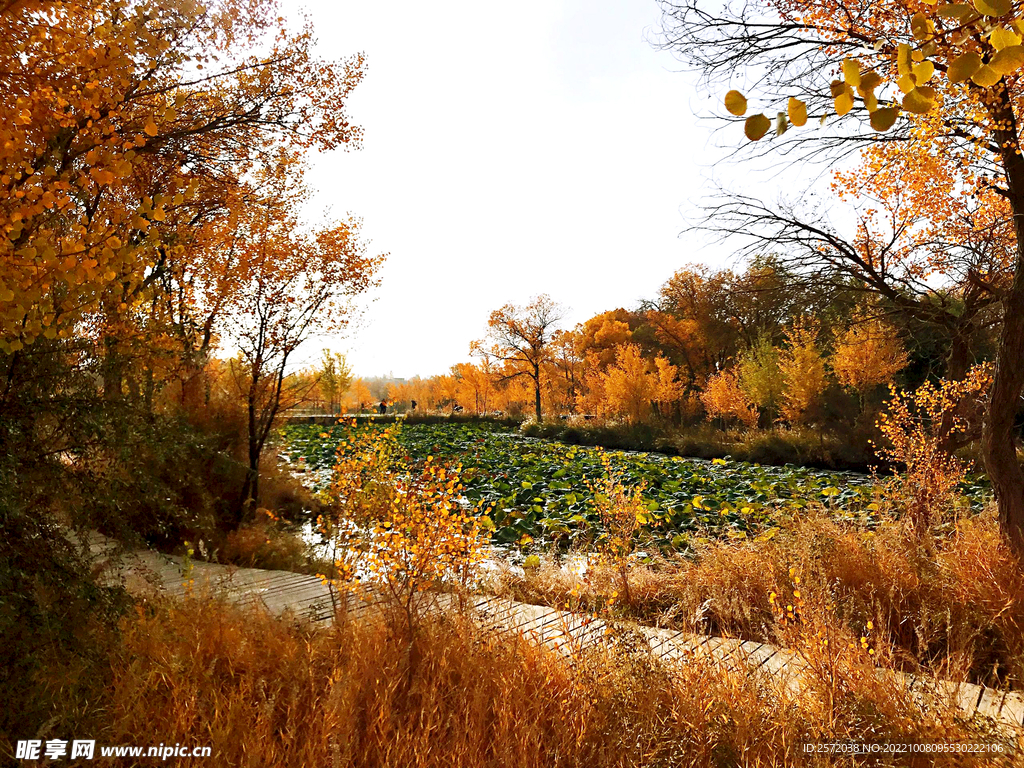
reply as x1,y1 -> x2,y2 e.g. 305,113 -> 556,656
283,422 -> 990,551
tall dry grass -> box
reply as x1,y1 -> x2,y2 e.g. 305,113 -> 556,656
493,510 -> 1024,692
94,595 -> 1010,768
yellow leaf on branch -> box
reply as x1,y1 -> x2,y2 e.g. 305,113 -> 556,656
990,26 -> 1022,50
787,96 -> 808,126
972,64 -> 1002,87
948,51 -> 983,82
842,58 -> 861,86
724,90 -> 747,116
869,106 -> 898,131
834,90 -> 854,115
990,44 -> 1024,74
913,60 -> 935,83
902,87 -> 935,114
937,3 -> 974,19
744,113 -> 771,140
975,0 -> 1011,16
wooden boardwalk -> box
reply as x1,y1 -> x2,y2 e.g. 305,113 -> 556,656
82,532 -> 1024,733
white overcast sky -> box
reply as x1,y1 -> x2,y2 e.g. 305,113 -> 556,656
286,0 -> 757,378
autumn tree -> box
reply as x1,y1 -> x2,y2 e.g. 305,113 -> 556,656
644,257 -> 831,390
549,328 -> 585,415
483,295 -> 564,423
600,344 -> 658,424
452,361 -> 492,414
701,368 -> 758,428
345,378 -> 374,413
831,313 -> 910,400
575,309 -> 634,368
0,0 -> 366,360
658,0 -> 1024,554
319,350 -> 353,414
227,184 -> 382,519
779,321 -> 828,427
737,334 -> 784,423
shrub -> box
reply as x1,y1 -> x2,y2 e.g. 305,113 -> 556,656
89,594 -> 1002,767
219,513 -> 311,573
494,509 -> 1024,691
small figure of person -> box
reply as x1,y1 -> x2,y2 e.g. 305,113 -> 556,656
410,400 -> 417,411
378,400 -> 387,416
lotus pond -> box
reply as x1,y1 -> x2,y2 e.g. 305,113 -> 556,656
281,421 -> 991,552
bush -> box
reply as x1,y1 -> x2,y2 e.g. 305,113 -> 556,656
79,593 -> 999,767
493,509 -> 1024,691
0,465 -> 129,747
522,418 -> 878,472
219,517 -> 312,573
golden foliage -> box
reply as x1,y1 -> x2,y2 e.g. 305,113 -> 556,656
587,451 -> 648,607
875,364 -> 993,531
322,423 -> 485,632
831,315 -> 909,393
0,0 -> 367,352
779,320 -> 827,426
596,343 -> 681,424
701,368 -> 758,427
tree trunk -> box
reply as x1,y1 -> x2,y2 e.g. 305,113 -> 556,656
238,393 -> 260,522
533,365 -> 542,423
983,287 -> 1024,559
946,328 -> 974,382
983,96 -> 1024,561
102,333 -> 123,402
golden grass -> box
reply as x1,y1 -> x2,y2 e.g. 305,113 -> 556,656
491,510 -> 1024,692
88,595 -> 1010,768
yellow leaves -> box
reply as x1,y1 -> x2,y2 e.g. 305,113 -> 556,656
724,89 -> 747,116
910,13 -> 934,40
897,43 -> 913,76
834,90 -> 854,116
89,167 -> 115,186
990,44 -> 1024,74
859,70 -> 883,93
972,64 -> 1002,86
832,315 -> 909,391
902,86 -> 936,114
938,3 -> 975,19
744,113 -> 771,140
948,51 -> 983,82
787,97 -> 808,127
842,58 -> 860,86
913,60 -> 935,84
990,25 -> 1022,50
143,121 -> 158,136
776,111 -> 789,135
857,70 -> 882,111
975,0 -> 1011,16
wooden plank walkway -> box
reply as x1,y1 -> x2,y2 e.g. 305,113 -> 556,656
81,532 -> 1024,733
